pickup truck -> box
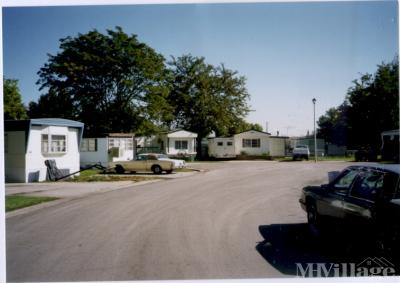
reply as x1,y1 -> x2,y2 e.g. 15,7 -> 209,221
292,145 -> 310,160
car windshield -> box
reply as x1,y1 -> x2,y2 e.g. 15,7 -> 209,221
296,145 -> 307,148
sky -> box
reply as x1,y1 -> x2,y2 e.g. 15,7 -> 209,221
3,1 -> 399,136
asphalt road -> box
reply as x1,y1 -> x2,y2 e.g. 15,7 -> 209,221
7,161 -> 351,281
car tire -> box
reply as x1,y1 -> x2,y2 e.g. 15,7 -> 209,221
115,165 -> 125,174
152,165 -> 162,174
307,202 -> 321,235
166,170 -> 173,174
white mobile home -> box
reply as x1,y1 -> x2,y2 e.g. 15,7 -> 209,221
80,133 -> 135,168
4,118 -> 84,183
136,129 -> 198,159
208,130 -> 289,158
234,130 -> 271,156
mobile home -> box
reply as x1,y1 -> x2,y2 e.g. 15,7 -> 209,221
80,133 -> 135,168
4,118 -> 84,182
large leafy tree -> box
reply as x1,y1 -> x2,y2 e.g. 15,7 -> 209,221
317,102 -> 349,146
317,58 -> 398,150
32,27 -> 171,136
168,55 -> 250,157
346,59 -> 398,149
4,78 -> 28,120
230,120 -> 264,134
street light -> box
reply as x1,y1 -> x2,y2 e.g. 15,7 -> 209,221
312,98 -> 317,162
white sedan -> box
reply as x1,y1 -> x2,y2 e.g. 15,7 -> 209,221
138,153 -> 186,169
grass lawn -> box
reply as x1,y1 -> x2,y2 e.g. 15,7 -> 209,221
6,195 -> 58,212
67,169 -> 158,182
317,156 -> 354,161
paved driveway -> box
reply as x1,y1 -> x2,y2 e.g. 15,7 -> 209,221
7,161 -> 352,281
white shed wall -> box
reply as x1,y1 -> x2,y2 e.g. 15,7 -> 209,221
4,131 -> 26,182
208,138 -> 236,158
269,138 -> 287,156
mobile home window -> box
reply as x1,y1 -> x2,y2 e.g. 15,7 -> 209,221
42,134 -> 67,153
217,142 -> 223,146
125,138 -> 133,150
81,138 -> 97,152
242,138 -> 260,148
227,141 -> 233,146
109,138 -> 133,150
175,140 -> 188,150
108,138 -> 118,148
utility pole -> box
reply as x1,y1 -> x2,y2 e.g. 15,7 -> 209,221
312,98 -> 317,162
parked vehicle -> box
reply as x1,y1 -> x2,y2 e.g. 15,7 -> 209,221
292,145 -> 310,160
138,153 -> 186,168
110,154 -> 175,174
381,129 -> 399,162
354,148 -> 378,162
299,164 -> 400,252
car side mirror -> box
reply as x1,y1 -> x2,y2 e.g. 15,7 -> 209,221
328,171 -> 340,183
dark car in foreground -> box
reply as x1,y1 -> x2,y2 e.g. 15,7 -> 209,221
299,164 -> 400,252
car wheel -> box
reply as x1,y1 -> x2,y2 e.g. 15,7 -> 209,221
115,165 -> 125,174
307,202 -> 319,224
166,170 -> 173,174
152,165 -> 162,174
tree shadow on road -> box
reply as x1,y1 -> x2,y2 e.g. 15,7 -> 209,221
256,223 -> 400,277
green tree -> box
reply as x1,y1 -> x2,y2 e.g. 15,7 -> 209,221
4,78 -> 28,120
244,122 -> 264,132
317,102 -> 349,146
346,59 -> 399,149
33,27 -> 171,136
317,58 -> 399,150
168,55 -> 250,157
230,120 -> 264,134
